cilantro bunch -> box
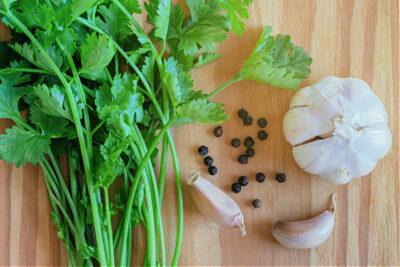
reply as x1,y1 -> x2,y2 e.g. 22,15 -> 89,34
0,0 -> 312,266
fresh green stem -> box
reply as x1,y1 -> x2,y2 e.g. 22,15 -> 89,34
114,53 -> 119,75
0,67 -> 54,75
127,224 -> 132,266
158,137 -> 168,204
206,74 -> 244,99
5,12 -> 108,266
166,131 -> 184,267
68,150 -> 79,208
118,120 -> 174,266
90,121 -> 105,137
1,0 -> 9,13
104,67 -> 113,84
113,215 -> 124,252
133,125 -> 166,267
104,188 -> 115,266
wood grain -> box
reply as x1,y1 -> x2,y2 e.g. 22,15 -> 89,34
0,0 -> 399,266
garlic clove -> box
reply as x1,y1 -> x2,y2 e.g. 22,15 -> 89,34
272,193 -> 336,249
187,172 -> 246,236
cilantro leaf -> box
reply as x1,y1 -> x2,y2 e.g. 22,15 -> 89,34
80,33 -> 115,73
178,0 -> 228,57
0,126 -> 50,167
142,55 -> 155,89
176,99 -> 229,124
29,105 -> 70,137
96,2 -> 141,49
0,72 -> 30,120
239,26 -> 312,89
56,27 -> 78,56
163,57 -> 194,107
146,0 -> 171,40
217,0 -> 252,36
94,131 -> 129,188
95,73 -> 144,124
34,84 -> 76,121
11,43 -> 63,72
70,0 -> 99,21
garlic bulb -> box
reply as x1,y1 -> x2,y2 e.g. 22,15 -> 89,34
283,76 -> 392,184
271,193 -> 336,249
187,172 -> 246,236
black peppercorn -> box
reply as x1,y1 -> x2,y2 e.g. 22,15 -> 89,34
276,173 -> 286,183
204,156 -> 213,166
252,199 -> 263,208
198,145 -> 208,156
231,138 -> 240,148
238,155 -> 248,164
245,148 -> 255,157
258,130 -> 268,141
243,116 -> 253,126
231,183 -> 241,193
238,108 -> 248,119
256,172 -> 265,183
208,166 -> 217,175
239,176 -> 249,186
213,126 -> 223,137
244,136 -> 255,147
257,118 -> 267,128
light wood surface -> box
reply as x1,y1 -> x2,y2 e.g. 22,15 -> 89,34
1,0 -> 399,266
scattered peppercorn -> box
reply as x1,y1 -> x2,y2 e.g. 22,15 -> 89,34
244,136 -> 255,147
243,116 -> 253,126
257,118 -> 267,128
256,172 -> 265,183
204,156 -> 213,166
198,145 -> 208,156
258,130 -> 268,141
239,176 -> 249,186
252,199 -> 263,208
238,155 -> 248,164
231,183 -> 242,193
246,148 -> 255,157
213,126 -> 223,137
238,108 -> 248,119
276,173 -> 286,183
208,166 -> 218,175
231,138 -> 240,148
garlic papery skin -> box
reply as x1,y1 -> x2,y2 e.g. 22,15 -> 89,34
283,76 -> 392,184
271,193 -> 336,249
187,172 -> 246,236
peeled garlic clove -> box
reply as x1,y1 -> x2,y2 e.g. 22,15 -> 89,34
187,172 -> 246,236
271,193 -> 336,249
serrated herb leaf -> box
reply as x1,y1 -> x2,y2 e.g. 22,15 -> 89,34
80,33 -> 115,73
34,84 -> 75,121
176,99 -> 229,124
29,105 -> 70,137
217,0 -> 252,36
163,57 -> 194,106
239,26 -> 312,89
11,43 -> 63,72
0,72 -> 30,120
0,126 -> 50,167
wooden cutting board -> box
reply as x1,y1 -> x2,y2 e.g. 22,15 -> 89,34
0,0 -> 398,266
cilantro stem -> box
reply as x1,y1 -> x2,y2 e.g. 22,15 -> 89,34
206,74 -> 244,99
119,119 -> 174,266
166,131 -> 184,267
5,12 -> 108,266
90,121 -> 105,137
0,67 -> 54,75
158,138 -> 168,204
104,188 -> 115,266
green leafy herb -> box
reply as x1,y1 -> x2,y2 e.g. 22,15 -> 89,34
0,126 -> 50,167
239,26 -> 312,89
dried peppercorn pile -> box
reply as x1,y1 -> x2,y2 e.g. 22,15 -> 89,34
196,108 -> 287,209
